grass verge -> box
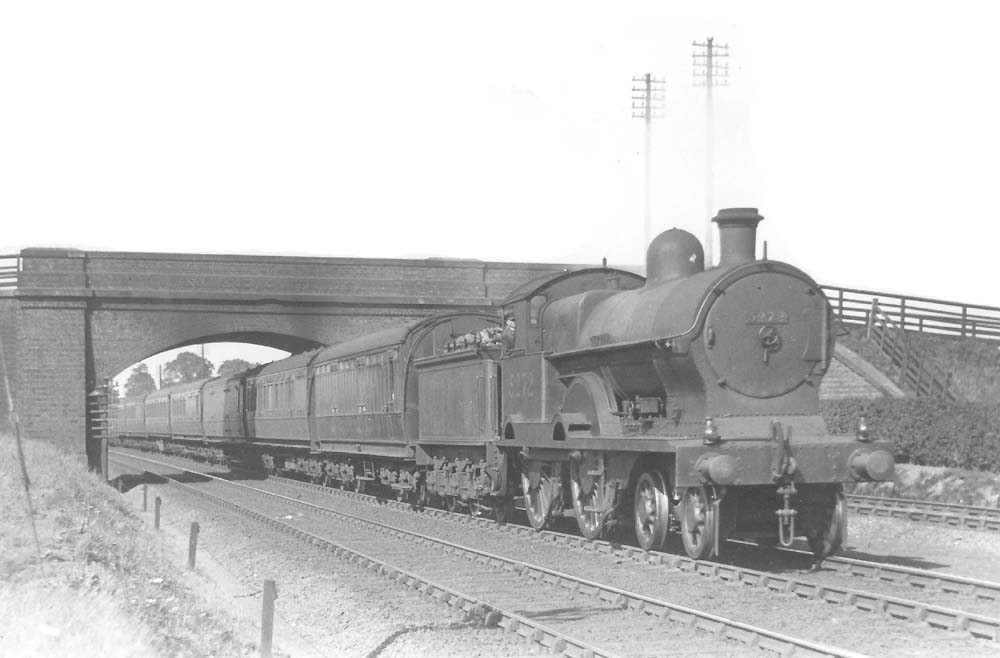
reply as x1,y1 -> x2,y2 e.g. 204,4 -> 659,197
849,463 -> 1000,507
0,435 -> 256,658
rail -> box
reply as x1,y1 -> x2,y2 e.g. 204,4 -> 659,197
822,284 -> 1000,341
846,494 -> 1000,531
867,299 -> 959,402
0,255 -> 19,290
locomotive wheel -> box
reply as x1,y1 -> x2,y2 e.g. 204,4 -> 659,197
445,495 -> 458,513
808,487 -> 847,565
521,473 -> 555,531
633,470 -> 671,551
680,486 -> 717,560
570,463 -> 606,540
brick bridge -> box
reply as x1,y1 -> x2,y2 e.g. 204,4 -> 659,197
0,249 -> 569,463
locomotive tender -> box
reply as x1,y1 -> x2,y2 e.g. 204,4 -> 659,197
111,208 -> 895,562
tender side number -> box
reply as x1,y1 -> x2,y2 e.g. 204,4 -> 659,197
505,371 -> 536,398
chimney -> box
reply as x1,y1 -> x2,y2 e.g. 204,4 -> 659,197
712,208 -> 763,267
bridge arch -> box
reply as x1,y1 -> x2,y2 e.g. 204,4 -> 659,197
105,330 -> 325,383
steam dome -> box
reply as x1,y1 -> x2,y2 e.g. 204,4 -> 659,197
645,228 -> 704,285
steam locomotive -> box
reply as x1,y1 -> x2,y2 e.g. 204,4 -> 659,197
110,208 -> 895,563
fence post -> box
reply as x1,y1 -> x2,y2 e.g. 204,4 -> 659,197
838,289 -> 844,323
188,522 -> 200,569
899,297 -> 907,330
261,580 -> 277,658
142,484 -> 148,512
155,497 -> 162,530
961,306 -> 967,337
866,299 -> 876,339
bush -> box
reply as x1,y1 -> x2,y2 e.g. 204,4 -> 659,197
821,398 -> 1000,472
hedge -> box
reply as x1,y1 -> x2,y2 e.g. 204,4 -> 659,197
820,398 -> 1000,473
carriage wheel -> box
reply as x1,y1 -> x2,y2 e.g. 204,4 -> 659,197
808,487 -> 847,565
634,470 -> 671,551
571,463 -> 606,540
521,472 -> 555,531
680,486 -> 717,560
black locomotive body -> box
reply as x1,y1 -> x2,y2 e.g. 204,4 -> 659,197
501,208 -> 893,559
110,208 -> 894,562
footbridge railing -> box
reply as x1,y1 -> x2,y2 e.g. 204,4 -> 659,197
821,285 -> 1000,341
866,299 -> 960,402
0,255 -> 19,290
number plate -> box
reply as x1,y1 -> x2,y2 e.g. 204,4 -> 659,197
745,311 -> 789,325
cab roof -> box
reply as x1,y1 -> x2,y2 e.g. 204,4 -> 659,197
500,267 -> 644,306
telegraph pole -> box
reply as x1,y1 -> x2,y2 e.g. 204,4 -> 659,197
631,74 -> 665,251
692,37 -> 729,266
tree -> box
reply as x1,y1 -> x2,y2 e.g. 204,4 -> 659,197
217,358 -> 258,378
162,351 -> 214,384
124,364 -> 157,397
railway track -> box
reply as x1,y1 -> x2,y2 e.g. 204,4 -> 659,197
111,450 -> 874,657
846,493 -> 1000,531
263,471 -> 1000,637
110,449 -> 1000,653
240,468 -> 1000,609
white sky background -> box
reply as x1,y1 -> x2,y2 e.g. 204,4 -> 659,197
2,1 -> 998,383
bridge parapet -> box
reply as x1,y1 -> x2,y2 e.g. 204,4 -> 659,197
14,249 -> 567,307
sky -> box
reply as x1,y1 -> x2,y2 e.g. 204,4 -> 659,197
2,2 -> 998,383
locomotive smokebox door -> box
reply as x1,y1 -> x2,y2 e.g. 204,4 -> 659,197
703,272 -> 828,399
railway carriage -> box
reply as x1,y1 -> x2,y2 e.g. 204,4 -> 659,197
110,208 -> 896,563
246,352 -> 314,448
168,380 -> 206,439
142,386 -> 172,437
202,371 -> 248,440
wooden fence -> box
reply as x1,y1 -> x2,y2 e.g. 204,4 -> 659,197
822,285 -> 1000,341
866,299 -> 960,402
